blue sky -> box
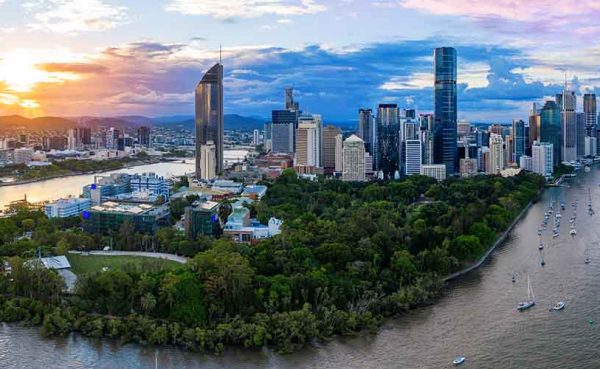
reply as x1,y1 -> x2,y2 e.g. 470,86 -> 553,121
0,0 -> 599,122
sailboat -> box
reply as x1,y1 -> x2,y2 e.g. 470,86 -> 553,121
517,275 -> 535,311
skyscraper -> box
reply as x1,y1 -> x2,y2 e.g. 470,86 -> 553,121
137,126 -> 151,147
342,135 -> 366,182
557,89 -> 576,162
433,47 -> 458,175
540,100 -> 561,167
358,108 -> 375,156
285,87 -> 299,111
295,115 -> 321,171
405,139 -> 422,175
322,125 -> 342,175
271,110 -> 297,153
576,113 -> 586,158
376,103 -> 400,178
528,103 -> 540,156
488,133 -> 504,175
199,142 -> 216,180
195,63 -> 224,179
512,119 -> 526,164
532,141 -> 553,177
584,93 -> 597,136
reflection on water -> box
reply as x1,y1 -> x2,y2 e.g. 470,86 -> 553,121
0,161 -> 195,209
2,169 -> 600,368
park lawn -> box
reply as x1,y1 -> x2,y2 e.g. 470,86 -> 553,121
66,254 -> 182,276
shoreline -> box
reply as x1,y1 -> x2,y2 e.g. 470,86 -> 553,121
0,158 -> 162,187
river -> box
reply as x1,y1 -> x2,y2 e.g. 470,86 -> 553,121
0,160 -> 196,209
2,169 -> 600,368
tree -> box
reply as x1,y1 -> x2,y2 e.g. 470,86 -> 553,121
141,292 -> 157,315
118,220 -> 135,250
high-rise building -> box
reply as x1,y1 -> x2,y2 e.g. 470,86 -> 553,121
253,129 -> 261,146
576,113 -> 586,158
405,139 -> 422,176
528,103 -> 540,156
334,133 -> 343,173
512,119 -> 526,164
488,134 -> 504,175
322,125 -> 341,175
271,110 -> 298,153
106,128 -> 119,150
199,142 -> 217,180
504,134 -> 513,167
285,87 -> 299,111
585,136 -> 597,157
557,89 -> 577,162
376,103 -> 400,179
342,135 -> 366,182
532,141 -> 553,177
457,120 -> 471,137
138,126 -> 151,147
263,122 -> 273,152
358,108 -> 375,156
195,63 -> 224,179
540,100 -> 561,167
433,47 -> 458,175
584,93 -> 597,136
295,116 -> 320,170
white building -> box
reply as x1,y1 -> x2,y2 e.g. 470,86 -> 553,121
405,139 -> 422,176
532,141 -> 554,177
519,155 -> 533,172
342,135 -> 366,181
295,116 -> 321,168
45,198 -> 92,218
420,164 -> 446,181
488,134 -> 504,175
13,148 -> 34,164
199,141 -> 217,180
585,136 -> 597,157
253,129 -> 261,146
129,172 -> 170,201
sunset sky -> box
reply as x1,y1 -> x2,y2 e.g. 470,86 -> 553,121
1,0 -> 599,121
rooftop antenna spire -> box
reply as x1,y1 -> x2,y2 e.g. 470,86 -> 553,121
219,44 -> 222,64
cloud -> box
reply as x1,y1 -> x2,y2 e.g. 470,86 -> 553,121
24,0 -> 127,34
165,0 -> 326,19
37,62 -> 107,74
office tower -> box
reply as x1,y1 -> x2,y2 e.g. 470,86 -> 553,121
505,135 -> 513,166
137,126 -> 151,147
457,120 -> 470,137
528,103 -> 540,156
512,119 -> 526,164
540,100 -> 561,167
405,139 -> 422,176
199,142 -> 216,180
577,113 -> 586,158
520,155 -> 532,171
460,138 -> 478,177
106,127 -> 120,150
322,125 -> 341,175
478,147 -> 490,173
488,124 -> 504,136
358,108 -> 375,156
404,121 -> 419,141
532,141 -> 553,177
285,87 -> 299,111
81,127 -> 92,145
488,134 -> 504,175
584,93 -> 597,136
195,63 -> 224,179
253,129 -> 261,146
376,103 -> 400,178
433,47 -> 458,175
334,133 -> 343,172
272,110 -> 298,153
263,121 -> 272,152
68,128 -> 78,150
295,116 -> 320,171
342,135 -> 366,182
557,89 -> 576,162
402,109 -> 416,119
585,136 -> 597,157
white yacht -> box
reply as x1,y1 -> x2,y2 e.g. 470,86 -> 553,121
453,356 -> 466,365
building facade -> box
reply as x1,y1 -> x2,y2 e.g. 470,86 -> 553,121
342,135 -> 366,181
433,47 -> 458,175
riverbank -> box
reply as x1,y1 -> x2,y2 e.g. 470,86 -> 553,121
0,157 -> 162,187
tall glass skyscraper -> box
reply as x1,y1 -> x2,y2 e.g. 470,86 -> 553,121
512,119 -> 526,164
556,90 -> 577,162
195,63 -> 224,179
540,100 -> 561,167
433,47 -> 458,175
358,108 -> 375,156
584,93 -> 597,136
376,103 -> 400,179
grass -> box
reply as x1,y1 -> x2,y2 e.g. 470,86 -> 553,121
66,253 -> 182,276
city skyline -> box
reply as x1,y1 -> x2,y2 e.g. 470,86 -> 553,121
0,0 -> 600,122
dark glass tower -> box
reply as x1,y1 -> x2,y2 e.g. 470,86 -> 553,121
512,119 -> 526,164
376,103 -> 400,179
584,93 -> 597,136
433,47 -> 458,175
358,108 -> 374,155
195,63 -> 224,178
540,100 -> 561,167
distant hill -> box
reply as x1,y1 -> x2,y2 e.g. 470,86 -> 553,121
0,115 -> 76,130
0,114 -> 266,131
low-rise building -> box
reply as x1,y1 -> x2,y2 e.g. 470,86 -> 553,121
420,164 -> 447,181
83,201 -> 170,234
184,201 -> 221,239
242,185 -> 268,200
45,197 -> 92,218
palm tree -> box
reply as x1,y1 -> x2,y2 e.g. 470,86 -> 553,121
140,292 -> 157,316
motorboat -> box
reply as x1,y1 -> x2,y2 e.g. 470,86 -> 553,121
551,301 -> 566,311
538,242 -> 544,250
570,229 -> 577,236
553,232 -> 560,238
453,356 -> 466,365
